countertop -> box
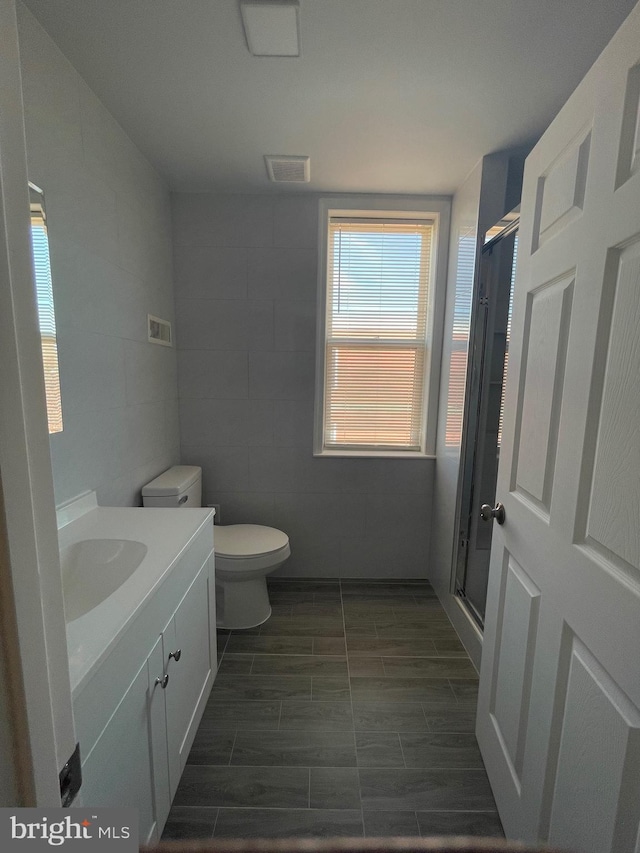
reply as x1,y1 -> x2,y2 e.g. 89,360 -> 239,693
58,499 -> 214,693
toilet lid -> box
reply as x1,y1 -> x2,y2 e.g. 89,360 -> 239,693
214,524 -> 289,559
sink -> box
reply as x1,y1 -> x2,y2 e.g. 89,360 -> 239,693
60,538 -> 147,621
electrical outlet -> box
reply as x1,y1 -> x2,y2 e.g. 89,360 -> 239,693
208,504 -> 221,524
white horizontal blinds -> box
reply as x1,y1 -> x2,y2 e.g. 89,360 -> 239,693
497,233 -> 518,448
444,229 -> 476,447
324,217 -> 433,450
30,208 -> 63,434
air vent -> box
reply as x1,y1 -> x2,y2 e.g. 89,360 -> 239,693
264,155 -> 310,183
148,315 -> 172,346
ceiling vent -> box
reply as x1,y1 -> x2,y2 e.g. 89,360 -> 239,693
264,155 -> 310,183
240,1 -> 300,57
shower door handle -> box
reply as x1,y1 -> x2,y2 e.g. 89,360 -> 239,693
480,502 -> 506,525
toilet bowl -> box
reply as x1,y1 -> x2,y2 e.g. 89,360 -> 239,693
215,524 -> 290,629
141,466 -> 290,630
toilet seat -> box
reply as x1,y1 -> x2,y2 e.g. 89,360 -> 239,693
214,524 -> 290,575
215,524 -> 288,558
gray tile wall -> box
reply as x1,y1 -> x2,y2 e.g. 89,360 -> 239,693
172,193 -> 434,578
18,4 -> 180,508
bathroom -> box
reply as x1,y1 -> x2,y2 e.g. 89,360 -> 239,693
2,0 -> 639,849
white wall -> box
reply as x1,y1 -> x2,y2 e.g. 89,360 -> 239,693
17,4 -> 180,508
172,193 -> 442,578
430,153 -> 524,667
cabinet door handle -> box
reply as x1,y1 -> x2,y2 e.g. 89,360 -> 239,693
169,649 -> 182,662
155,674 -> 169,689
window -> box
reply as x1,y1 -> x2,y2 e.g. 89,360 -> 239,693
29,184 -> 63,434
315,199 -> 448,457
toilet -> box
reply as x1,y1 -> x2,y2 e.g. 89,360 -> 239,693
142,466 -> 290,629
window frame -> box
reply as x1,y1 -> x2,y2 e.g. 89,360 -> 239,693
314,195 -> 450,458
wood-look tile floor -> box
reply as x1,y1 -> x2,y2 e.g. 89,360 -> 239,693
162,579 -> 503,841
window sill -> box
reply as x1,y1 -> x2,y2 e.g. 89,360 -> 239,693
314,449 -> 436,459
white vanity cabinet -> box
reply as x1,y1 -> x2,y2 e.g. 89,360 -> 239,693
79,637 -> 167,840
71,518 -> 215,844
162,560 -> 215,798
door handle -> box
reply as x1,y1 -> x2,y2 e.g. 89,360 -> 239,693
480,502 -> 506,524
169,649 -> 182,662
155,674 -> 169,689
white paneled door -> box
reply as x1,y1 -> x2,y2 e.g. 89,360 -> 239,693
476,4 -> 640,850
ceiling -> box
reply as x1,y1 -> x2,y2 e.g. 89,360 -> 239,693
22,0 -> 637,195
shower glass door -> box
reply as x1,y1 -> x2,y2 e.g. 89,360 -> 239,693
453,214 -> 518,628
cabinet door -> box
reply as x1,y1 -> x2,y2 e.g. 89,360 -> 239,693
164,561 -> 215,796
146,636 -> 171,842
80,655 -> 158,842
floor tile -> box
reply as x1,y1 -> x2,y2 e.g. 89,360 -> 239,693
210,674 -> 311,701
268,591 -> 309,604
187,728 -> 236,766
359,767 -> 496,811
280,701 -> 354,731
391,609 -> 452,623
161,807 -> 218,840
404,599 -> 448,610
173,765 -> 309,808
352,702 -> 430,732
270,603 -> 294,617
312,676 -> 350,700
251,654 -> 348,677
231,730 -> 357,767
382,657 -> 478,678
201,700 -> 281,730
342,602 -> 399,618
356,732 -> 405,767
311,591 -> 343,603
291,602 -> 344,618
375,622 -> 459,640
171,575 -> 496,842
344,615 -> 377,627
340,582 -> 435,598
214,808 -> 364,839
363,810 -> 420,837
226,635 -> 313,655
347,638 -> 439,657
423,708 -> 477,733
217,654 -> 253,675
350,676 -> 456,704
345,624 -> 378,638
450,678 -> 480,704
348,657 -> 385,677
432,638 -> 469,656
260,619 -> 345,637
416,811 -> 504,838
310,767 -> 361,809
313,637 -> 346,656
269,580 -> 340,592
400,733 -> 484,768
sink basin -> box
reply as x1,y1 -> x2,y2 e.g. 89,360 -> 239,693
60,538 -> 147,621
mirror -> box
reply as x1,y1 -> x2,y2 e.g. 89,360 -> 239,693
29,182 -> 63,434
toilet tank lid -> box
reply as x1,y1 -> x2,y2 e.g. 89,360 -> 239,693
142,465 -> 201,497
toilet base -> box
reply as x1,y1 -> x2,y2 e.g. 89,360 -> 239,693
216,575 -> 272,630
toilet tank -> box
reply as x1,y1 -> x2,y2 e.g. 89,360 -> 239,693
141,466 -> 202,508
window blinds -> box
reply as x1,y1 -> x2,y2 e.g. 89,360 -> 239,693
30,209 -> 63,434
323,217 -> 434,451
